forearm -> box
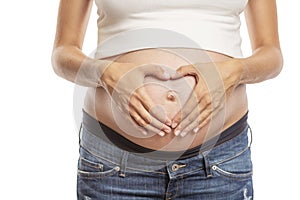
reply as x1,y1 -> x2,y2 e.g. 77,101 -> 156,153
51,45 -> 114,87
236,45 -> 283,85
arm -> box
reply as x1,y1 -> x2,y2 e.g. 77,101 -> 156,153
170,0 -> 283,136
51,0 -> 172,135
236,0 -> 283,84
51,0 -> 112,87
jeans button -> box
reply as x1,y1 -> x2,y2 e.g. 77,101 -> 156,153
171,164 -> 179,171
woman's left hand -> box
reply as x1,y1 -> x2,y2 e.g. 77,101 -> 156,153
170,59 -> 243,137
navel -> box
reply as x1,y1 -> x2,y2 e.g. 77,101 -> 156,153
166,90 -> 177,102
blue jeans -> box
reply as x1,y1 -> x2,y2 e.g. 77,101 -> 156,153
77,125 -> 253,200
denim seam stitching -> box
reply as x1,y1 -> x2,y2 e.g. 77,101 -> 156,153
79,157 -> 103,169
162,146 -> 250,177
175,167 -> 205,177
125,166 -> 167,174
81,146 -> 168,174
207,125 -> 249,153
211,166 -> 253,180
211,145 -> 250,166
83,124 -> 177,162
80,146 -> 121,166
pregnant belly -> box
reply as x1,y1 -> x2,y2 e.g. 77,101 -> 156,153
143,74 -> 196,121
84,48 -> 248,151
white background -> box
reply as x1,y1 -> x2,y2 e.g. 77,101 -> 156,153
0,0 -> 298,199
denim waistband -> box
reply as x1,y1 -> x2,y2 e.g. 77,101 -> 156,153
79,119 -> 252,173
81,109 -> 249,160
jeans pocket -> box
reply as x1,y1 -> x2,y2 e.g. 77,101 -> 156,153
211,165 -> 253,180
211,147 -> 253,180
77,147 -> 120,179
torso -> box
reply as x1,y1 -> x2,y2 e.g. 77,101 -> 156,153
83,48 -> 248,151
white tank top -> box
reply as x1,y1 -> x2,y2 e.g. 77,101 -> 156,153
93,0 -> 248,59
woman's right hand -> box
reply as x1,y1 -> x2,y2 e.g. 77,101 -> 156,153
100,62 -> 172,136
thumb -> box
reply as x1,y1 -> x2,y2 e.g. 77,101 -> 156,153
171,65 -> 190,80
141,64 -> 170,80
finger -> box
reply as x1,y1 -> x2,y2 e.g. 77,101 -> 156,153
130,96 -> 171,135
197,101 -> 224,130
198,115 -> 212,130
127,114 -> 149,136
129,109 -> 166,137
180,107 -> 212,137
141,64 -> 170,80
115,103 -> 149,137
171,65 -> 196,80
173,93 -> 211,135
173,99 -> 210,136
137,87 -> 172,125
131,100 -> 172,134
144,124 -> 167,137
173,105 -> 200,136
171,89 -> 202,129
126,113 -> 149,136
172,83 -> 211,129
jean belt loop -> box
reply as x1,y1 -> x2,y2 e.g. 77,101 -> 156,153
78,122 -> 83,146
247,124 -> 253,147
119,151 -> 129,178
202,151 -> 212,178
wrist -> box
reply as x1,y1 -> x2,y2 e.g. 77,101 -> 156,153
96,59 -> 119,88
227,58 -> 246,86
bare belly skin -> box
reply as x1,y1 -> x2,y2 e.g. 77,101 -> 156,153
83,48 -> 248,151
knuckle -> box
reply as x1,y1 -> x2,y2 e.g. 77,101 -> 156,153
131,92 -> 140,100
187,116 -> 194,124
203,119 -> 210,126
202,96 -> 211,105
195,117 -> 201,124
135,116 -> 145,126
190,92 -> 200,104
143,103 -> 151,112
138,120 -> 146,127
182,109 -> 189,117
143,116 -> 152,124
207,105 -> 214,113
129,97 -> 136,104
194,105 -> 201,113
129,105 -> 135,112
129,101 -> 138,109
196,96 -> 202,104
172,118 -> 180,125
202,90 -> 210,97
128,107 -> 134,114
201,111 -> 209,118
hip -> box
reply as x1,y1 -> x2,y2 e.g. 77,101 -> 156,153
77,123 -> 253,199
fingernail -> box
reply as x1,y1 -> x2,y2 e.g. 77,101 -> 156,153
174,130 -> 181,136
164,127 -> 171,133
193,127 -> 199,133
171,122 -> 178,129
180,131 -> 187,137
158,131 -> 165,137
166,120 -> 172,126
